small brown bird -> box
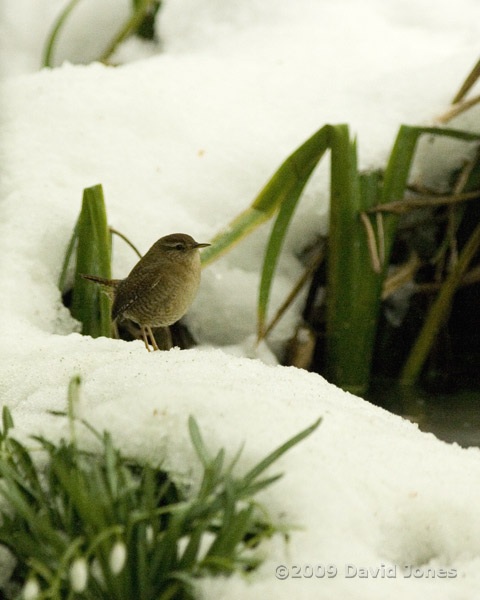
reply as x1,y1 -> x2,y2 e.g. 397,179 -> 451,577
82,233 -> 210,351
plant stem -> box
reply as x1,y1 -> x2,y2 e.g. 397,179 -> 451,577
109,227 -> 143,259
452,57 -> 480,104
368,190 -> 480,214
99,0 -> 159,63
400,220 -> 480,385
43,0 -> 84,68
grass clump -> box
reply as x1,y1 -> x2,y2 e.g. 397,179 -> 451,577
0,380 -> 320,599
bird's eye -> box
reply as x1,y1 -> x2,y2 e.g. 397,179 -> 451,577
174,243 -> 184,251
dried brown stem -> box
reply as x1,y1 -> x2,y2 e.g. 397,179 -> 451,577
260,244 -> 325,340
367,190 -> 480,214
359,212 -> 382,273
416,264 -> 480,294
382,254 -> 420,300
452,58 -> 480,104
109,227 -> 143,258
437,94 -> 480,124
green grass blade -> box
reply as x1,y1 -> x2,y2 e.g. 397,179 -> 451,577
50,449 -> 106,530
256,126 -> 331,336
201,126 -> 331,267
67,374 -> 81,442
238,474 -> 283,498
1,406 -> 14,438
70,184 -> 112,338
5,439 -> 44,499
243,418 -> 321,485
206,497 -> 254,564
257,174 -> 320,338
379,124 -> 428,264
197,449 -> 225,501
188,416 -> 210,468
104,432 -> 119,499
177,525 -> 205,570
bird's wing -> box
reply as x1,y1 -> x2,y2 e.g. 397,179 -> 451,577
112,267 -> 166,321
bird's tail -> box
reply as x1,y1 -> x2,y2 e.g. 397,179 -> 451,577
81,274 -> 121,291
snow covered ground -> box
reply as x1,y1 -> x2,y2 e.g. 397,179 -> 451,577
1,1 -> 480,598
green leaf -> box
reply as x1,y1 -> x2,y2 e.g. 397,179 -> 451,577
243,418 -> 321,485
201,126 -> 331,268
206,504 -> 254,566
177,523 -> 208,570
381,125 -> 480,252
188,416 -> 210,467
104,431 -> 119,499
1,406 -> 14,438
257,126 -> 331,335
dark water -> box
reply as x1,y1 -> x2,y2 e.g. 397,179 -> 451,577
368,385 -> 480,448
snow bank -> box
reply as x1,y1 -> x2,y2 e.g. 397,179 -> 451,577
4,340 -> 480,598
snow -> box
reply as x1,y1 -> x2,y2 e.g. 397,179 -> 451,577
1,0 -> 480,597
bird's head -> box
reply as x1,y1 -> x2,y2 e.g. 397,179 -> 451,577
150,233 -> 210,263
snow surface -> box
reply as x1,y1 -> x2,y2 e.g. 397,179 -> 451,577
2,0 -> 480,598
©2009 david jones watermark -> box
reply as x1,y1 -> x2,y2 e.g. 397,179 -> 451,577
274,563 -> 457,580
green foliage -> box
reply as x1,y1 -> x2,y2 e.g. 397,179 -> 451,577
326,125 -> 480,392
202,119 -> 480,392
0,383 -> 321,599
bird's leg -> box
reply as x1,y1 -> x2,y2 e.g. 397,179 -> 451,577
141,326 -> 152,352
146,326 -> 160,351
165,327 -> 173,350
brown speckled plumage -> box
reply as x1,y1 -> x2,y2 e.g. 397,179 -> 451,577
82,233 -> 209,351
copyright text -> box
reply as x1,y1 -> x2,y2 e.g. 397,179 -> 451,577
274,564 -> 457,580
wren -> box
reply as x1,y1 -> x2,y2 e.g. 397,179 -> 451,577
82,233 -> 210,351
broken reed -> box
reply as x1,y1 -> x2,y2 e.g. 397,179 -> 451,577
59,184 -> 112,338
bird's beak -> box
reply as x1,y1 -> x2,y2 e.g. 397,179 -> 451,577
194,242 -> 211,248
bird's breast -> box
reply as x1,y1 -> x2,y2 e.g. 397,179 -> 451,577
122,256 -> 201,327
